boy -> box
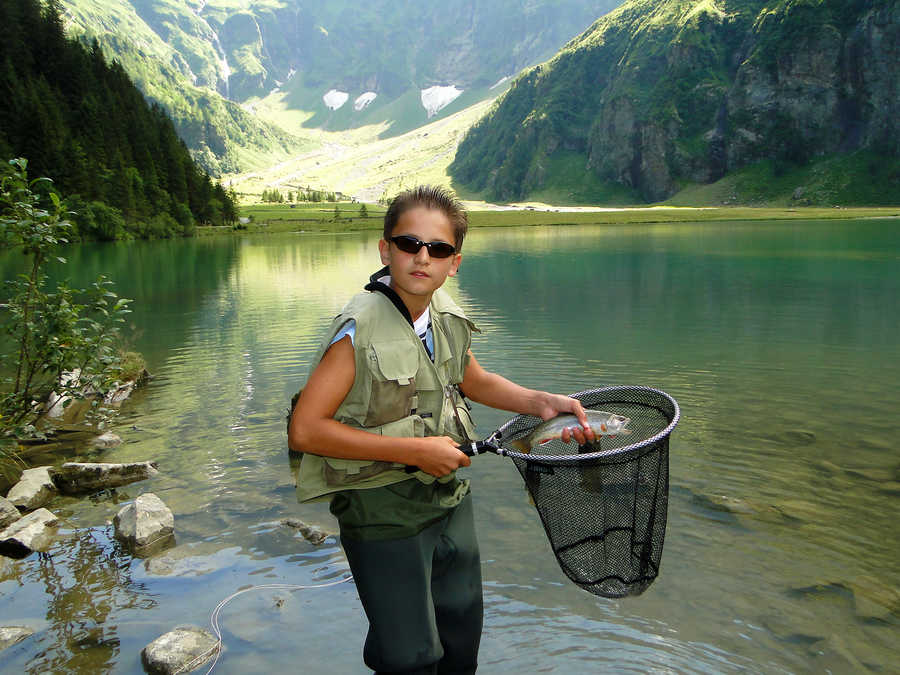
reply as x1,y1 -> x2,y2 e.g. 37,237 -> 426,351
288,186 -> 593,674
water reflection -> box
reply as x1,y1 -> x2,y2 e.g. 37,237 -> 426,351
2,528 -> 156,674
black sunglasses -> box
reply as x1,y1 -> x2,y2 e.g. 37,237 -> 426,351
389,235 -> 457,259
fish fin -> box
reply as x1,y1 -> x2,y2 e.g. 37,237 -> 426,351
621,429 -> 632,435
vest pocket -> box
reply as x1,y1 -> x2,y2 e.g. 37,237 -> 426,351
364,341 -> 419,427
322,414 -> 425,487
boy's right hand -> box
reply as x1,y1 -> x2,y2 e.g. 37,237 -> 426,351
410,436 -> 472,476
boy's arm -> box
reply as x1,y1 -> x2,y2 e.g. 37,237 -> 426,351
288,335 -> 470,476
461,350 -> 595,444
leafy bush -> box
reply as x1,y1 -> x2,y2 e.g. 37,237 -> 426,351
0,159 -> 132,451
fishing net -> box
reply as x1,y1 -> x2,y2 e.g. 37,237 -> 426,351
493,386 -> 679,598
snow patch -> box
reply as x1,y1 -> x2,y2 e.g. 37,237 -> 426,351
354,92 -> 377,111
490,76 -> 510,90
420,86 -> 463,118
323,90 -> 349,111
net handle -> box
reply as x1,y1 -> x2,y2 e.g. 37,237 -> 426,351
404,440 -> 500,472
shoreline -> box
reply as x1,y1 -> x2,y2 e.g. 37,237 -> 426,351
212,204 -> 900,238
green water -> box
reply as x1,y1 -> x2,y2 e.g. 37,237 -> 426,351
1,220 -> 898,673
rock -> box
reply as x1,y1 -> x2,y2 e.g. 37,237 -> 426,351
876,481 -> 900,496
844,466 -> 894,482
280,517 -> 329,545
6,466 -> 57,511
844,576 -> 900,621
0,625 -> 34,651
141,625 -> 218,675
91,432 -> 123,449
51,461 -> 158,494
761,612 -> 828,645
0,508 -> 59,558
45,369 -> 82,418
103,381 -> 134,405
114,493 -> 174,554
694,493 -> 762,516
0,496 -> 20,529
809,633 -> 867,672
770,499 -> 823,523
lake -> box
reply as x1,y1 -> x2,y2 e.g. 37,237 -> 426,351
1,219 -> 898,673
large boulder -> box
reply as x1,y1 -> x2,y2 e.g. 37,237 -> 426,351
141,625 -> 218,675
51,461 -> 158,494
114,493 -> 174,555
0,496 -> 20,529
0,508 -> 59,558
6,467 -> 57,511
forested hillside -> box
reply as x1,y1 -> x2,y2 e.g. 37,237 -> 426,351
450,0 -> 900,205
0,0 -> 237,239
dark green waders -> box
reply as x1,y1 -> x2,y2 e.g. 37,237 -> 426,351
336,490 -> 483,674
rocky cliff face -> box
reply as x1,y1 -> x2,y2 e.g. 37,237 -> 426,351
452,0 -> 899,203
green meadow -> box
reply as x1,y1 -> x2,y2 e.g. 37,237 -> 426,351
225,202 -> 900,237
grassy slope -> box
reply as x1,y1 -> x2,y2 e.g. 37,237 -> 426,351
227,97 -> 498,203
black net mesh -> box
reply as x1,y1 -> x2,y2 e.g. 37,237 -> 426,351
493,386 -> 679,598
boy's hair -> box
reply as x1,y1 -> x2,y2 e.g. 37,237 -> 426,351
383,185 -> 468,251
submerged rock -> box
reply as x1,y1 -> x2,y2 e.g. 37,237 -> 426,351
281,517 -> 329,545
114,493 -> 174,555
769,499 -> 823,523
0,497 -> 20,529
0,625 -> 35,651
6,467 -> 57,511
844,576 -> 900,621
91,432 -> 123,449
0,508 -> 59,558
51,461 -> 158,494
141,625 -> 218,675
877,481 -> 900,496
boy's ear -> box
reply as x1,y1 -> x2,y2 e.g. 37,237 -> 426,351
447,253 -> 462,277
378,238 -> 391,265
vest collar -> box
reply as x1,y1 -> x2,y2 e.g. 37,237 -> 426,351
364,266 -> 475,331
365,266 -> 413,326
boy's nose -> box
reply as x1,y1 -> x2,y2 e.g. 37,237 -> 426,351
414,246 -> 430,262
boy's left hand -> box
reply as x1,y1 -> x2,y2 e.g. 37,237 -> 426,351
534,393 -> 596,445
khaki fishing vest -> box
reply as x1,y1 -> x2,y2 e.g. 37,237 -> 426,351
295,286 -> 478,502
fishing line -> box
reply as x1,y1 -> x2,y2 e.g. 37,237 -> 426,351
174,575 -> 354,675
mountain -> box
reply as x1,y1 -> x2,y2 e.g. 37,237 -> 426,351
59,0 -> 623,174
450,0 -> 900,205
0,0 -> 237,238
59,0 -> 311,175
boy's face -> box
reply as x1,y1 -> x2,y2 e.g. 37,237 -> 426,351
378,206 -> 462,308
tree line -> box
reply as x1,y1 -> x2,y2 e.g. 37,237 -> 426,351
260,188 -> 338,204
0,0 -> 238,240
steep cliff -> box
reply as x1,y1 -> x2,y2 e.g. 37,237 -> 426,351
451,0 -> 900,204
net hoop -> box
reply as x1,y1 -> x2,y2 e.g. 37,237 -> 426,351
493,385 -> 680,463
